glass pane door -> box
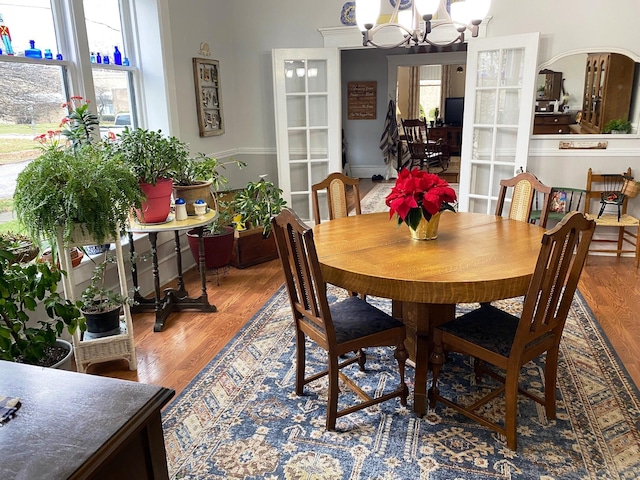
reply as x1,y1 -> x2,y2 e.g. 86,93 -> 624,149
458,33 -> 540,214
273,48 -> 341,223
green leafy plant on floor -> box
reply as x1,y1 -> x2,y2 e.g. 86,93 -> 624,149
229,178 -> 287,237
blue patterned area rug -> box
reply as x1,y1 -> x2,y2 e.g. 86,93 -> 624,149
162,287 -> 640,479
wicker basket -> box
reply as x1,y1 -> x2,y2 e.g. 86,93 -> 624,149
621,178 -> 640,198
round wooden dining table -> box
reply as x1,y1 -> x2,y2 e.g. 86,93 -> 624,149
312,211 -> 546,415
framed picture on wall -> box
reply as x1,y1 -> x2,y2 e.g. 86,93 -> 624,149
193,58 -> 224,136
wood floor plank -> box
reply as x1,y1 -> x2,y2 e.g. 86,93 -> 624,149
91,179 -> 640,398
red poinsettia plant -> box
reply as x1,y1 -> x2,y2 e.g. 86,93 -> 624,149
385,167 -> 457,229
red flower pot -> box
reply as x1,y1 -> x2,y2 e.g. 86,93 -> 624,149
137,178 -> 174,223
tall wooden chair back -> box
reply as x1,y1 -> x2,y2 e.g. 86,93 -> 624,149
495,172 -> 552,227
429,211 -> 596,450
311,172 -> 361,224
271,208 -> 409,430
401,118 -> 427,143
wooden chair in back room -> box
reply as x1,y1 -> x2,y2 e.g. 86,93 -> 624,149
311,172 -> 361,224
271,208 -> 409,430
429,211 -> 596,450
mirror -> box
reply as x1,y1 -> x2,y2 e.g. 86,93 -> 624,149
533,50 -> 640,135
536,69 -> 563,101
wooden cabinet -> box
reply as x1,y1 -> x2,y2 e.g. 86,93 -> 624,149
580,53 -> 634,134
533,113 -> 574,134
428,125 -> 462,155
0,361 -> 174,480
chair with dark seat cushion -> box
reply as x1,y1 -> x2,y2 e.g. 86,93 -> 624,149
429,211 -> 596,450
401,118 -> 448,172
271,208 -> 409,430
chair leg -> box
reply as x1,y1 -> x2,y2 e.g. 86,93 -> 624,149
295,330 -> 306,395
357,348 -> 367,371
326,355 -> 339,431
394,340 -> 409,406
544,347 -> 559,420
429,331 -> 446,408
504,368 -> 520,451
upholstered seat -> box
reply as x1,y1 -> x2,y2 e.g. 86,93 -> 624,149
272,208 -> 408,430
429,211 -> 596,450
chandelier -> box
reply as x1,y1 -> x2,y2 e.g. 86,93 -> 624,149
355,0 -> 491,49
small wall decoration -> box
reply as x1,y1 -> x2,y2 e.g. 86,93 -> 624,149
347,81 -> 377,120
558,140 -> 608,150
193,58 -> 224,137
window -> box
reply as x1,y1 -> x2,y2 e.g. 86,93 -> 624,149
0,0 -> 139,232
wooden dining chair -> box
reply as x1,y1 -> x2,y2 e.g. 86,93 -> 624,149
311,172 -> 361,224
271,208 -> 409,430
401,118 -> 447,172
495,172 -> 553,227
429,211 -> 596,450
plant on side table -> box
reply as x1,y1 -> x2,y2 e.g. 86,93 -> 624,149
172,155 -> 245,215
602,118 -> 632,134
111,127 -> 189,223
0,246 -> 85,368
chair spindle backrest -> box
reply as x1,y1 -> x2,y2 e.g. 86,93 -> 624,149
311,172 -> 361,224
513,211 -> 595,352
272,208 -> 337,346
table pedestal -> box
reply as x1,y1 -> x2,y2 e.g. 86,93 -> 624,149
393,300 -> 455,415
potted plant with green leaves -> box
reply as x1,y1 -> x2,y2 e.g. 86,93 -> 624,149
14,141 -> 144,251
0,245 -> 85,368
111,127 -> 189,223
603,118 -> 632,134
0,231 -> 39,263
79,253 -> 132,337
228,177 -> 287,268
172,155 -> 246,215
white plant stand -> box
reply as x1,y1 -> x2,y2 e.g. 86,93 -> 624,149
57,226 -> 137,373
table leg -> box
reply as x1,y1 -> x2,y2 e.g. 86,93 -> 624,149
393,300 -> 455,416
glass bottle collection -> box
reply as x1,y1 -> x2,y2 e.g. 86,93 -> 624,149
90,46 -> 128,66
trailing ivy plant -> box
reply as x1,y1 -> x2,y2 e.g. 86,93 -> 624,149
14,143 -> 145,246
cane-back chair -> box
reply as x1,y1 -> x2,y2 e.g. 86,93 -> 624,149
271,208 -> 409,430
311,172 -> 361,224
495,172 -> 553,227
429,211 -> 596,450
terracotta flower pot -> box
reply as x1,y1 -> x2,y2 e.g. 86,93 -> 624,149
136,178 -> 174,223
173,180 -> 215,215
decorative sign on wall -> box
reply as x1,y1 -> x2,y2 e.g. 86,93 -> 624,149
193,58 -> 224,136
347,81 -> 377,120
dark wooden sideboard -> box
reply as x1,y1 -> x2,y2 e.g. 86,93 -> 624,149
429,125 -> 462,155
533,113 -> 574,134
0,361 -> 174,479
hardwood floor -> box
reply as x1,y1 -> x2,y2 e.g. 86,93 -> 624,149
95,179 -> 640,398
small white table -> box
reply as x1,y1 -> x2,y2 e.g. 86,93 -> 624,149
128,210 -> 218,332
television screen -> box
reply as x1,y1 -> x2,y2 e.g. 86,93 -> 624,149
444,97 -> 464,126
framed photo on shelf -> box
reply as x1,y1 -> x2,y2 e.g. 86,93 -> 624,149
193,57 -> 224,137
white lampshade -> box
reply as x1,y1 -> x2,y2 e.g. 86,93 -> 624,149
466,0 -> 491,20
296,68 -> 306,78
450,1 -> 472,26
414,0 -> 440,17
285,69 -> 294,79
397,9 -> 414,31
356,0 -> 380,31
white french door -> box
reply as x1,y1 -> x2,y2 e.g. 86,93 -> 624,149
458,33 -> 540,214
272,48 -> 342,223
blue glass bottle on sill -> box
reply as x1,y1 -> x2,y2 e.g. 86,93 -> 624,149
44,49 -> 53,59
96,52 -> 101,64
103,55 -> 109,65
25,40 -> 42,58
113,46 -> 122,65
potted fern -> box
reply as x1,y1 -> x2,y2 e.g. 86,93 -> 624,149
14,143 -> 144,249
